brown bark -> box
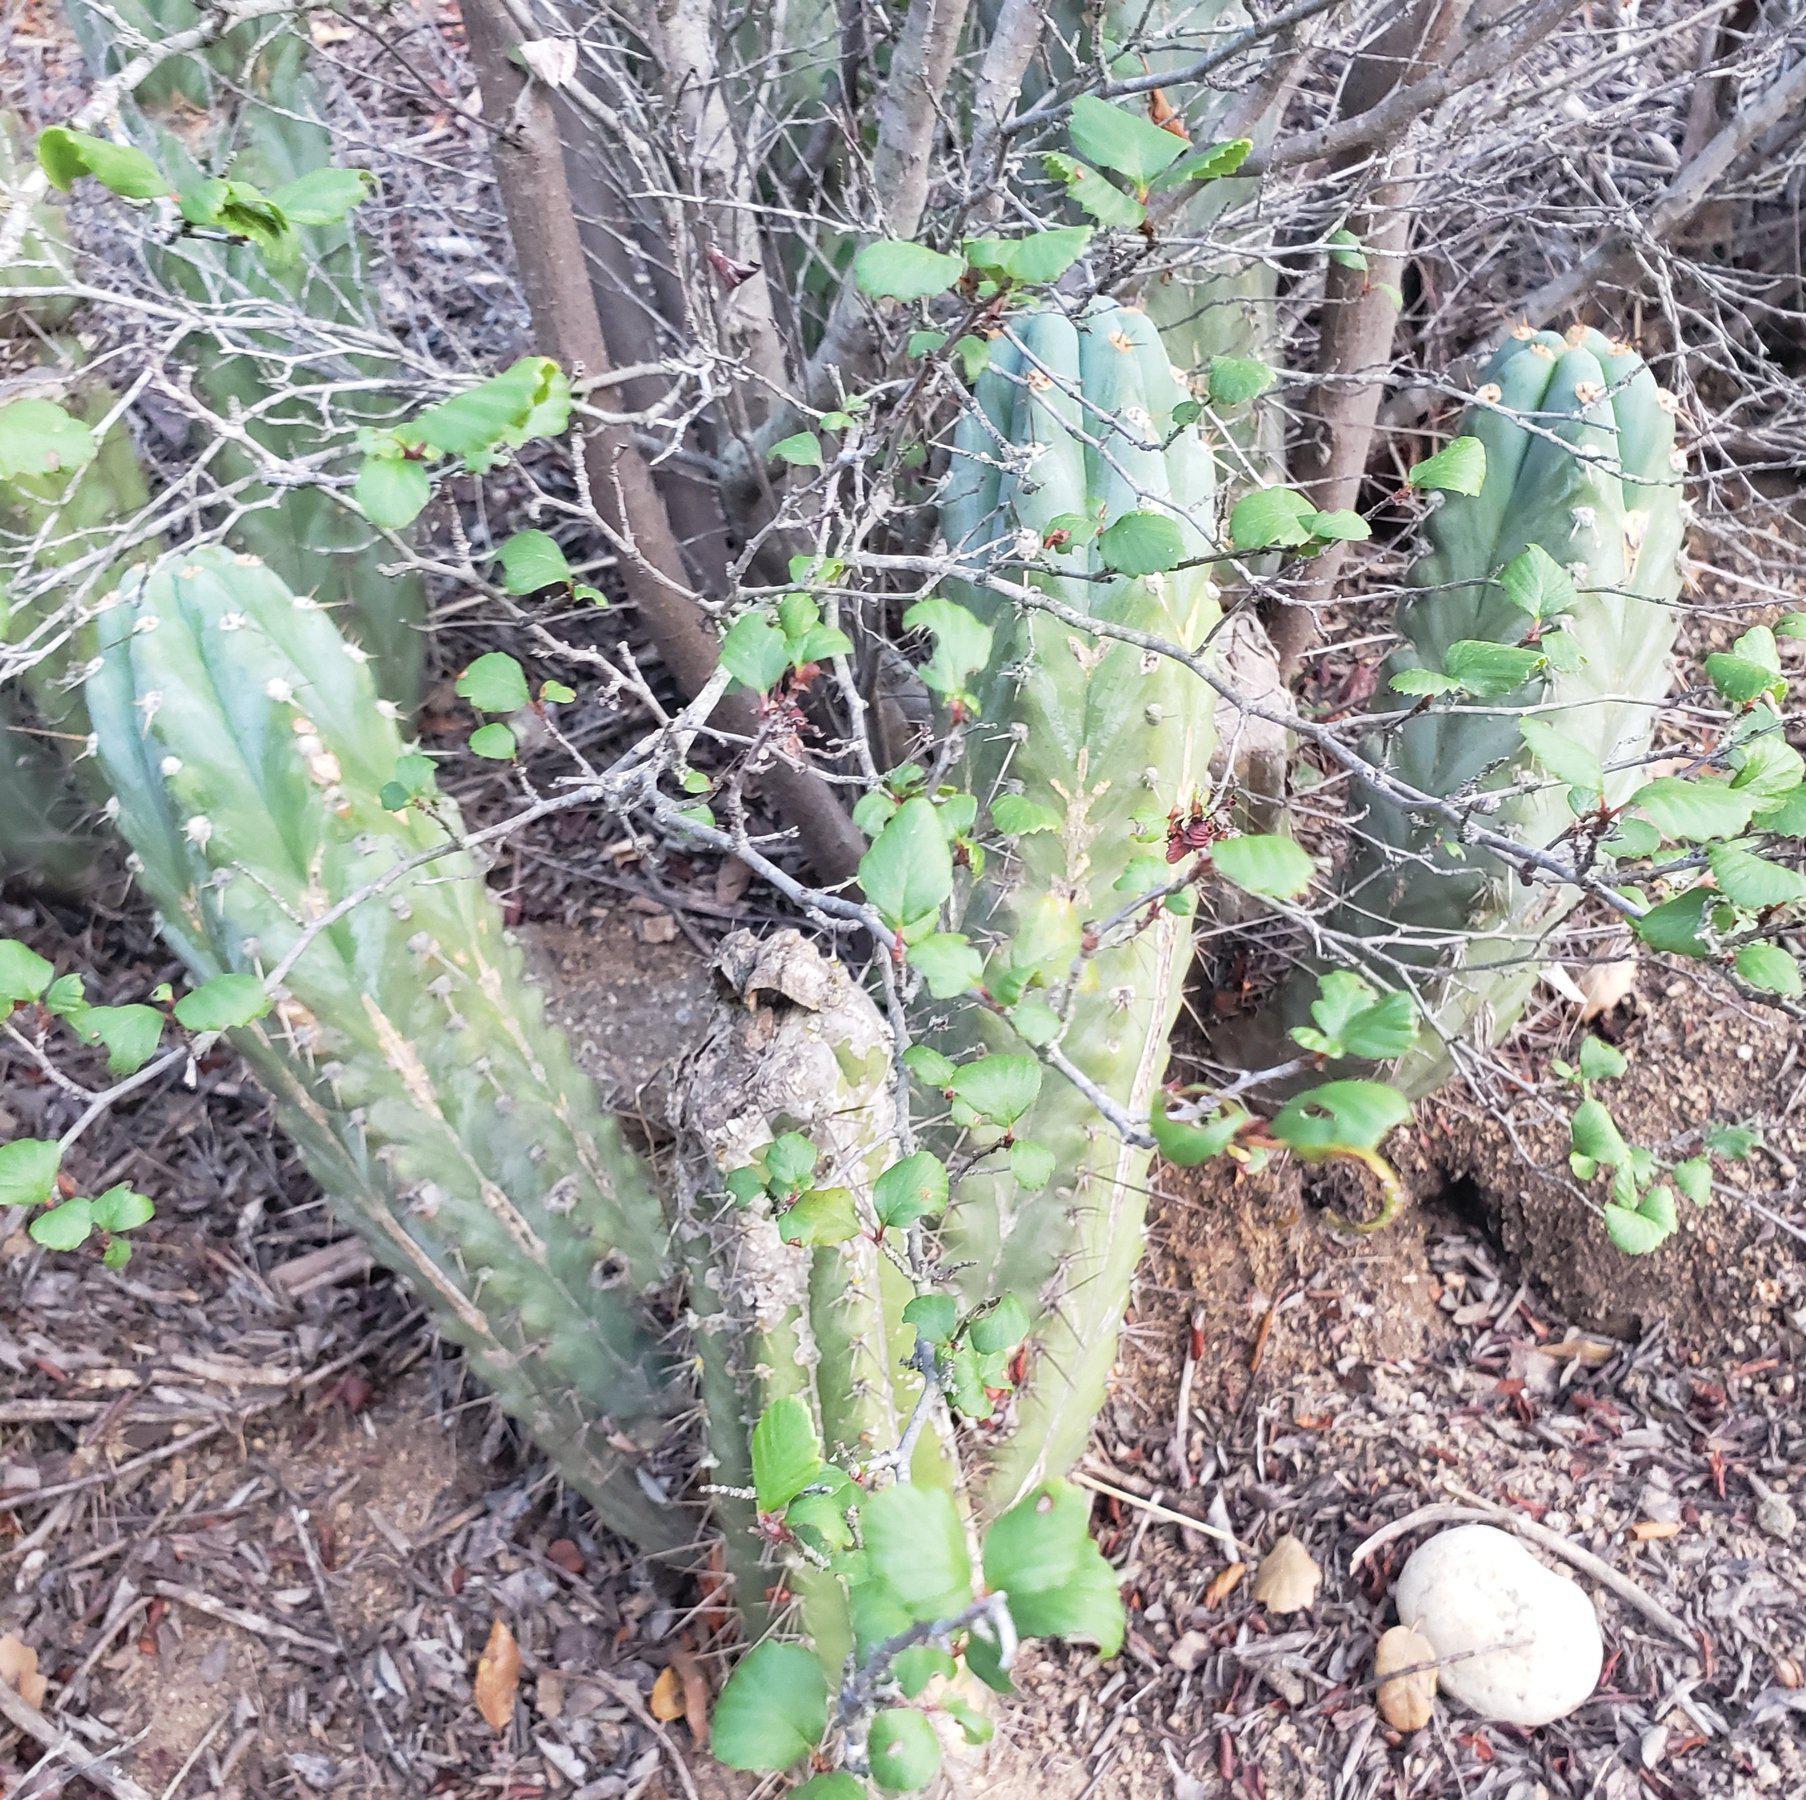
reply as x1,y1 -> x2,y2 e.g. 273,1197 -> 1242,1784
460,0 -> 864,885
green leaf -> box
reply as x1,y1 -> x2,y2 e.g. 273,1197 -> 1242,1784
992,794 -> 1060,837
1634,886 -> 1718,957
0,398 -> 98,486
794,1775 -> 867,1799
868,1709 -> 942,1793
173,973 -> 269,1033
907,932 -> 983,998
0,1138 -> 62,1208
905,598 -> 993,697
873,1151 -> 950,1229
1731,732 -> 1803,805
1705,652 -> 1784,706
763,1132 -> 819,1190
1390,667 -> 1462,697
1633,777 -> 1757,844
1499,545 -> 1577,620
1067,96 -> 1186,186
1291,970 -> 1418,1061
853,239 -> 964,302
1571,1097 -> 1629,1166
1302,509 -> 1370,542
1160,137 -> 1254,184
1271,1080 -> 1410,1157
771,431 -> 824,470
1407,436 -> 1487,496
468,722 -> 517,760
0,939 -> 54,1007
720,613 -> 792,693
863,1482 -> 973,1621
268,165 -> 375,226
970,1292 -> 1031,1356
983,1481 -> 1124,1654
1519,717 -> 1603,796
1707,1122 -> 1761,1158
1735,942 -> 1802,996
710,1642 -> 828,1772
750,1395 -> 822,1513
457,652 -> 530,714
860,797 -> 954,936
963,226 -> 1092,286
1576,1035 -> 1627,1081
1010,1138 -> 1055,1189
1673,1157 -> 1712,1203
779,1186 -> 862,1245
36,126 -> 167,199
1603,1184 -> 1677,1256
408,357 -> 570,465
1442,639 -> 1544,698
1042,152 -> 1145,229
354,455 -> 431,529
44,974 -> 84,1017
1097,509 -> 1186,576
1206,355 -> 1274,407
29,1196 -> 93,1251
1326,227 -> 1367,270
948,1053 -> 1041,1127
89,1184 -> 154,1233
73,1004 -> 164,1074
903,1292 -> 959,1342
496,529 -> 572,594
1229,486 -> 1314,550
1211,834 -> 1314,900
1710,843 -> 1806,909
1149,1093 -> 1249,1166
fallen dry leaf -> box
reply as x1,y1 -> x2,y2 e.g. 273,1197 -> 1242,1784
1204,1561 -> 1246,1608
473,1618 -> 522,1732
671,1647 -> 711,1746
1542,1333 -> 1618,1366
0,1634 -> 47,1710
1578,954 -> 1638,1021
650,1665 -> 685,1723
1631,1519 -> 1682,1542
1374,1624 -> 1436,1732
1252,1533 -> 1321,1615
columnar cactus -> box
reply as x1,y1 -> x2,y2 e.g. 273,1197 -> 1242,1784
67,0 -> 425,707
84,546 -> 682,1549
939,298 -> 1220,1512
674,931 -> 957,1662
1331,324 -> 1686,1089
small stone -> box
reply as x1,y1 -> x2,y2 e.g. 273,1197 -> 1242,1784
1374,1625 -> 1436,1732
1394,1524 -> 1603,1726
1168,1630 -> 1210,1673
1252,1533 -> 1321,1615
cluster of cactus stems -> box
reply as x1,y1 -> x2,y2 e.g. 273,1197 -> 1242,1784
1329,324 -> 1686,1092
7,19 -> 1716,1784
939,299 -> 1220,1514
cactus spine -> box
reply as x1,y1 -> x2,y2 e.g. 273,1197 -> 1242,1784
1333,324 -> 1685,1090
85,546 -> 681,1549
940,299 -> 1219,1513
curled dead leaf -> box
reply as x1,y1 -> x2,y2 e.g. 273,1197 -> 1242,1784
0,1633 -> 47,1710
473,1618 -> 522,1732
650,1664 -> 685,1723
1374,1624 -> 1436,1732
1204,1561 -> 1246,1608
1252,1533 -> 1321,1615
671,1647 -> 711,1746
1631,1519 -> 1682,1542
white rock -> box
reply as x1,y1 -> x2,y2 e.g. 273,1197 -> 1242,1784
1394,1524 -> 1603,1726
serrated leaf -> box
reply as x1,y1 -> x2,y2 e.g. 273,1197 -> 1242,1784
173,973 -> 269,1033
779,1186 -> 860,1245
969,1292 -> 1031,1356
72,1004 -> 164,1074
1097,509 -> 1186,575
1673,1156 -> 1712,1203
1271,1081 -> 1409,1157
29,1196 -> 93,1251
1705,652 -> 1784,706
1709,843 -> 1806,908
0,940 -> 54,1007
710,1642 -> 827,1772
1603,1199 -> 1672,1255
468,722 -> 517,760
863,1483 -> 973,1621
1407,436 -> 1487,496
719,613 -> 791,693
1734,942 -> 1802,995
496,529 -> 572,594
0,1138 -> 61,1208
907,931 -> 983,998
1303,508 -> 1370,542
1499,545 -> 1577,620
992,794 -> 1060,837
750,1395 -> 822,1513
37,126 -> 167,199
1229,486 -> 1314,550
1150,1093 -> 1249,1166
1068,96 -> 1186,186
457,652 -> 530,714
873,1151 -> 950,1228
905,597 -> 992,697
1161,137 -> 1254,184
1042,152 -> 1145,229
948,1053 -> 1041,1127
860,797 -> 954,935
854,239 -> 963,301
1633,886 -> 1717,957
269,165 -> 375,226
1010,1137 -> 1055,1189
1212,834 -> 1314,900
1390,667 -> 1462,697
1206,355 -> 1273,406
1519,717 -> 1603,795
902,1292 -> 959,1342
1633,777 -> 1757,844
963,225 -> 1093,286
1443,639 -> 1544,697
1576,1035 -> 1627,1081
983,1481 -> 1124,1654
354,455 -> 432,529
0,399 -> 97,483
771,431 -> 824,470
88,1184 -> 154,1233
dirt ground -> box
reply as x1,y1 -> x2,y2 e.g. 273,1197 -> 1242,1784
5,897 -> 1805,1800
